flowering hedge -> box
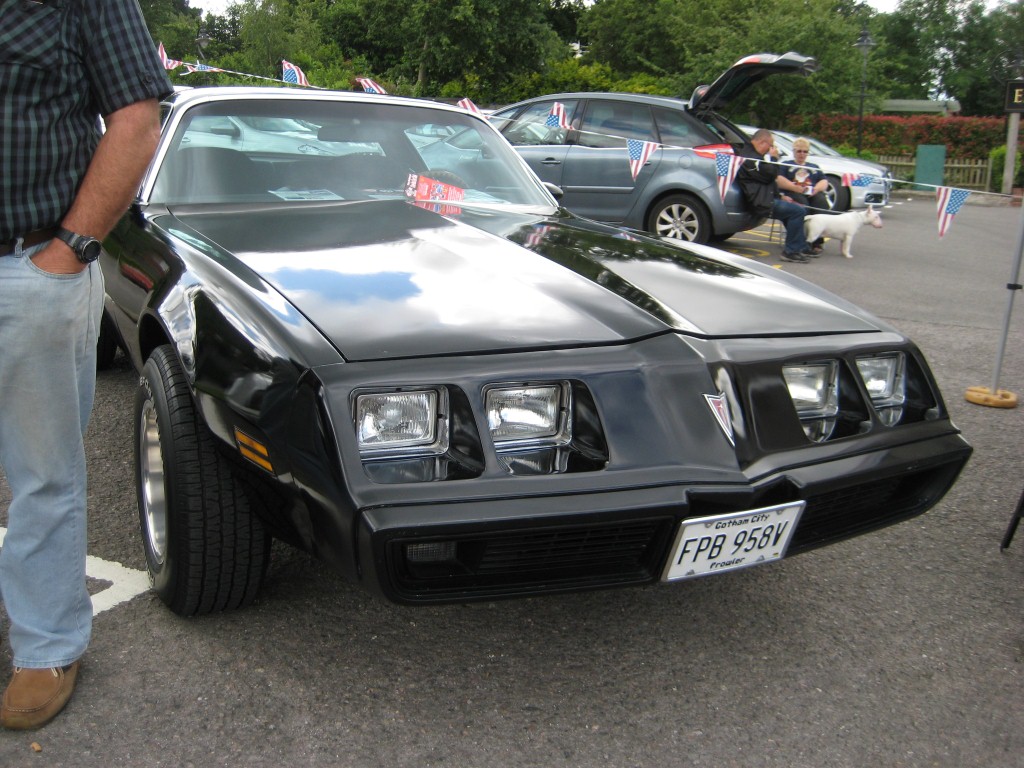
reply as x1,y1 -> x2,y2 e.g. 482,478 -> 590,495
785,114 -> 1021,159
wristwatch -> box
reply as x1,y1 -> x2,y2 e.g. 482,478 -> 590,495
56,227 -> 102,264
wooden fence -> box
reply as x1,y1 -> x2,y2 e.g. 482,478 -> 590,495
876,154 -> 993,191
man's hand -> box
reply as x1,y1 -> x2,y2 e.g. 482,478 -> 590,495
29,239 -> 86,275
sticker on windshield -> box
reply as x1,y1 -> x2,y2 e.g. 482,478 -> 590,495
406,173 -> 464,214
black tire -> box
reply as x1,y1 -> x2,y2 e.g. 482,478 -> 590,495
135,345 -> 271,616
825,175 -> 850,212
96,311 -> 119,370
646,194 -> 712,244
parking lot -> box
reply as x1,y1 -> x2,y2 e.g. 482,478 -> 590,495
1,192 -> 1023,767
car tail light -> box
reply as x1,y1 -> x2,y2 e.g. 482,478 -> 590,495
693,144 -> 734,158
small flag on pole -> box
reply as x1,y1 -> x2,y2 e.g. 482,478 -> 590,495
457,98 -> 482,114
357,78 -> 387,94
545,102 -> 571,130
715,152 -> 744,202
936,186 -> 970,238
157,42 -> 182,70
184,62 -> 223,73
627,139 -> 658,181
281,60 -> 310,86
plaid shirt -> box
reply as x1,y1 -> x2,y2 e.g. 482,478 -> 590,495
0,0 -> 172,241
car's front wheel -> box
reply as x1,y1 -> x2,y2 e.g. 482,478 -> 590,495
135,344 -> 271,616
824,175 -> 850,211
646,194 -> 712,244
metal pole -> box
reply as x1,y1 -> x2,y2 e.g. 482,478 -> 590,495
988,200 -> 1024,397
1003,111 -> 1020,196
1004,54 -> 1024,195
854,28 -> 874,158
857,51 -> 867,156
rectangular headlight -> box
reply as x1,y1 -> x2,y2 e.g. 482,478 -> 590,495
355,390 -> 446,456
486,383 -> 569,446
856,353 -> 906,426
783,362 -> 839,442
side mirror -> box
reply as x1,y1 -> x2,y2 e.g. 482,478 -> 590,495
543,182 -> 564,201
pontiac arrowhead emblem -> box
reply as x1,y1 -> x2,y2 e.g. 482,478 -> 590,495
704,393 -> 734,445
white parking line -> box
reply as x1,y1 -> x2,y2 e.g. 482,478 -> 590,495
0,527 -> 150,616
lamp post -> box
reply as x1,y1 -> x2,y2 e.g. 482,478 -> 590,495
196,30 -> 211,62
854,27 -> 875,157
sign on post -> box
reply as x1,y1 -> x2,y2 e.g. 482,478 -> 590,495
1006,80 -> 1024,113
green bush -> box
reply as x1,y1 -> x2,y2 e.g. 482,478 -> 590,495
989,145 -> 1024,190
787,114 -> 1019,160
834,144 -> 878,161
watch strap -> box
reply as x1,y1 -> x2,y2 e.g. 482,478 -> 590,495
56,227 -> 101,263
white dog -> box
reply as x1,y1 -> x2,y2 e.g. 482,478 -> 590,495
804,206 -> 883,258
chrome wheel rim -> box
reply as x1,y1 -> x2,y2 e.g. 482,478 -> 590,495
138,398 -> 167,566
654,203 -> 698,240
825,182 -> 837,210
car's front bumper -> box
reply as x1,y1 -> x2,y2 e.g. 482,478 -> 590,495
357,431 -> 969,604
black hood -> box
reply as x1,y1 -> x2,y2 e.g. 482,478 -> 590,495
166,200 -> 876,361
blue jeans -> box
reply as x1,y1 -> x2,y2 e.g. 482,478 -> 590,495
771,198 -> 810,254
0,239 -> 103,668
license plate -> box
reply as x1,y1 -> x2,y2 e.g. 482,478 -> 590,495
662,501 -> 805,581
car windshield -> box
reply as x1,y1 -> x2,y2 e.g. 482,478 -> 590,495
150,98 -> 554,209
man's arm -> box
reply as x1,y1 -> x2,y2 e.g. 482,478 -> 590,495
32,98 -> 162,274
775,170 -> 807,195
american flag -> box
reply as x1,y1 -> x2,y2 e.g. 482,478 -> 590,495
457,98 -> 482,114
715,152 -> 744,201
545,102 -> 570,130
627,139 -> 658,181
281,60 -> 310,86
185,62 -> 223,73
936,186 -> 970,238
157,42 -> 182,70
357,78 -> 387,94
841,172 -> 876,187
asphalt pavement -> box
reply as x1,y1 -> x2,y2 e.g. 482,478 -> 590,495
1,192 -> 1022,767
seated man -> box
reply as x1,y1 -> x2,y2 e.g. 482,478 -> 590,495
737,129 -> 813,263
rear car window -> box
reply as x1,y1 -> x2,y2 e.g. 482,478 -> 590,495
578,101 -> 655,149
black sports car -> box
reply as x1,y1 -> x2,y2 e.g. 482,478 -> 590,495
99,87 -> 971,616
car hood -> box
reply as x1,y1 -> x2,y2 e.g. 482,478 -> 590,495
690,52 -> 818,114
166,201 -> 877,361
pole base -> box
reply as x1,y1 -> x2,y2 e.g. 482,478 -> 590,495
965,386 -> 1018,408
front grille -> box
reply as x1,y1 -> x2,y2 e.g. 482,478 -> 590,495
788,460 -> 964,553
476,523 -> 661,574
390,518 -> 672,600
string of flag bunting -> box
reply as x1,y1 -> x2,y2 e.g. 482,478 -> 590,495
154,46 -> 1017,238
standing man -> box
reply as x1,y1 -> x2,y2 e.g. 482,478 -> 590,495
737,129 -> 813,263
0,0 -> 171,729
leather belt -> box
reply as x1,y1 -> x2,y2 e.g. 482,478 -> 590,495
0,227 -> 58,257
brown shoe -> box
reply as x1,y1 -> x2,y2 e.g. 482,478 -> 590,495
0,662 -> 80,730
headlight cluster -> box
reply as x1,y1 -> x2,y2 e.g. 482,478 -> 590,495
855,353 -> 906,426
353,381 -> 605,482
782,362 -> 839,443
355,390 -> 448,456
784,352 -> 909,443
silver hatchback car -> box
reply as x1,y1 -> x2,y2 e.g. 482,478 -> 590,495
491,52 -> 818,244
